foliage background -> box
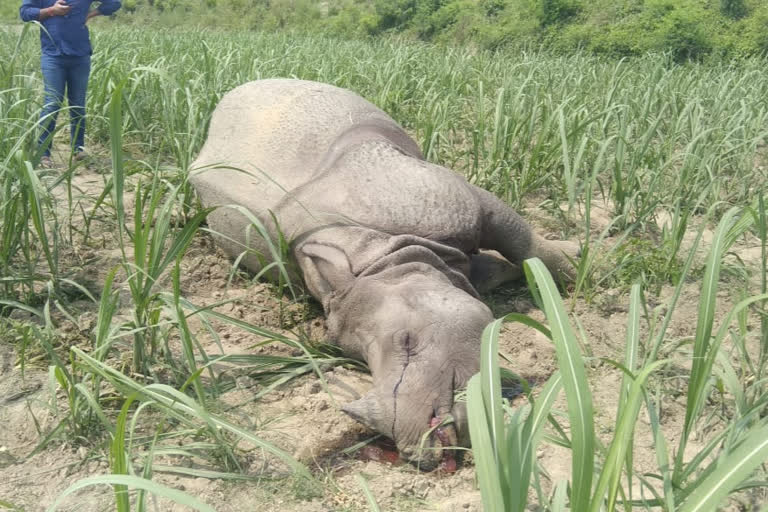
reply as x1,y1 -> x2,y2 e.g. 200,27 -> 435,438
5,0 -> 765,60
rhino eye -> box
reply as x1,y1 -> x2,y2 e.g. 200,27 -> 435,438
399,332 -> 415,356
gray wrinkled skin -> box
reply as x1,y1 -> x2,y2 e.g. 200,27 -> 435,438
191,79 -> 577,470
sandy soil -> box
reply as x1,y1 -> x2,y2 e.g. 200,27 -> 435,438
0,146 -> 766,511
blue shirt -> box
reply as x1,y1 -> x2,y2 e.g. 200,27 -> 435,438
19,0 -> 122,57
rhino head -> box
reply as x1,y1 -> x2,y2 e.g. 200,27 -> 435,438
297,241 -> 493,470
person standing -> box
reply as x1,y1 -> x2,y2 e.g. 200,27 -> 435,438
20,0 -> 122,168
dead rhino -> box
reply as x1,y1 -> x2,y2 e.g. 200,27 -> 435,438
191,79 -> 577,470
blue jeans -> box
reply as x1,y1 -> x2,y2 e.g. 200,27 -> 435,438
39,54 -> 91,157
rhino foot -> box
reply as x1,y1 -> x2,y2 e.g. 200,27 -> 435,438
531,237 -> 580,282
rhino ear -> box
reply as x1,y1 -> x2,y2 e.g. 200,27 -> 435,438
297,243 -> 355,302
341,392 -> 382,431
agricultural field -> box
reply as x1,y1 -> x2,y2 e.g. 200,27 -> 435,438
1,20 -> 768,511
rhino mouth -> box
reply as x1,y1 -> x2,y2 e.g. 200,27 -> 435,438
392,414 -> 460,472
428,415 -> 459,473
357,416 -> 459,472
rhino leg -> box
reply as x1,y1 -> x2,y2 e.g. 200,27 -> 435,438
472,185 -> 579,281
469,250 -> 521,293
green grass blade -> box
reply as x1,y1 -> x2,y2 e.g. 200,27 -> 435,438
72,382 -> 113,433
551,480 -> 568,512
108,80 -> 126,247
513,370 -> 563,511
356,474 -> 381,512
0,499 -> 22,511
0,300 -> 43,319
590,360 -> 668,511
157,206 -> 213,274
467,374 -> 506,511
46,474 -> 215,512
171,261 -> 206,405
93,266 -> 120,358
617,283 -> 642,504
619,285 -> 642,417
679,423 -> 768,512
523,257 -> 594,511
19,161 -> 56,281
70,347 -> 312,480
474,312 -> 563,511
111,394 -> 139,512
677,207 -> 748,478
479,317 -> 507,464
646,393 -> 676,511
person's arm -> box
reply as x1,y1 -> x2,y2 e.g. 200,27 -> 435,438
20,0 -> 71,22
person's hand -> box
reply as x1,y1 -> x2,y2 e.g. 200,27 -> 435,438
47,0 -> 71,17
85,9 -> 100,23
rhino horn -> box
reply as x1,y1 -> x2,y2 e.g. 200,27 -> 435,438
341,391 -> 381,431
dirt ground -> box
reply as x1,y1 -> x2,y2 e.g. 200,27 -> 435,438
0,147 -> 765,511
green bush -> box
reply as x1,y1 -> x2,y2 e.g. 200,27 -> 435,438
653,3 -> 713,60
27,0 -> 765,59
422,0 -> 480,41
741,5 -> 768,54
373,0 -> 418,31
721,0 -> 748,19
122,0 -> 138,12
2,2 -> 19,19
536,0 -> 580,27
323,2 -> 378,38
154,0 -> 180,13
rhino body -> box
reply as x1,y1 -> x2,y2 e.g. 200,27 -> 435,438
191,79 -> 575,469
